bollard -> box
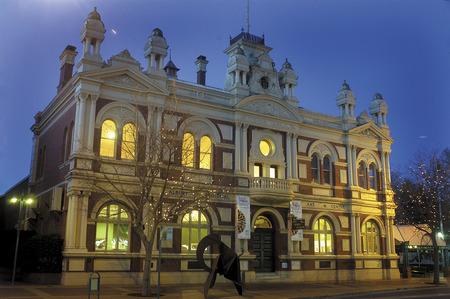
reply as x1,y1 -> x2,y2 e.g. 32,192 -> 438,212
88,271 -> 101,299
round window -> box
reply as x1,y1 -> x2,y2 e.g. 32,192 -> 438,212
260,139 -> 273,156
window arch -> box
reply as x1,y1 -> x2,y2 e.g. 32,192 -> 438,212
181,210 -> 209,252
199,135 -> 212,169
121,123 -> 136,160
362,220 -> 380,254
311,154 -> 320,183
61,127 -> 68,163
313,217 -> 333,253
358,161 -> 367,189
100,120 -> 117,157
182,133 -> 195,167
95,203 -> 130,251
323,156 -> 332,185
369,163 -> 377,190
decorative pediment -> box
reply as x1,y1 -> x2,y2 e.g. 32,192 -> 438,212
349,123 -> 393,142
82,68 -> 170,95
105,74 -> 147,90
237,97 -> 302,122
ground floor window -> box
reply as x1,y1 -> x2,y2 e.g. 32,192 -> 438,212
181,210 -> 209,252
314,217 -> 333,253
362,220 -> 380,254
95,203 -> 130,251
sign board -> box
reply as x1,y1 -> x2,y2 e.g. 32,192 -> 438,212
290,201 -> 303,241
161,226 -> 173,241
236,195 -> 250,239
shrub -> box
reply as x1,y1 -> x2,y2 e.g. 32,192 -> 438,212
21,234 -> 64,273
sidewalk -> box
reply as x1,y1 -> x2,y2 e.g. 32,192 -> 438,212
0,276 -> 448,298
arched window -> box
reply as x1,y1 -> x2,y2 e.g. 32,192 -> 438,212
358,161 -> 367,189
199,136 -> 212,169
61,127 -> 68,163
95,203 -> 130,251
323,156 -> 332,185
314,217 -> 333,253
311,154 -> 320,183
121,123 -> 136,160
362,220 -> 379,254
66,122 -> 74,161
369,164 -> 377,190
181,210 -> 209,252
100,120 -> 117,157
182,133 -> 195,167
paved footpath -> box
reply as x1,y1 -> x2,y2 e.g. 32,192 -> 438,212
0,277 -> 448,298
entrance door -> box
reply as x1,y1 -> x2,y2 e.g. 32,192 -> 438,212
253,214 -> 275,273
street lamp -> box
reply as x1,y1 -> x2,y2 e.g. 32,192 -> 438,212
10,195 -> 33,286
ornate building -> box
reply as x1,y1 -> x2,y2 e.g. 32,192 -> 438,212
27,8 -> 398,285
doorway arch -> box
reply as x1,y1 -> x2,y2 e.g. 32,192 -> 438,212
253,214 -> 275,272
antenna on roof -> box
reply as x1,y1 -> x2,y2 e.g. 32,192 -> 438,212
247,0 -> 250,33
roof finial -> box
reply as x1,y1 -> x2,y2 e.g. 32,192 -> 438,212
169,49 -> 172,61
247,0 -> 250,33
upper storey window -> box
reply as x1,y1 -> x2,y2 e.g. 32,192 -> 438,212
182,133 -> 195,167
311,155 -> 320,183
199,136 -> 212,170
369,164 -> 377,190
121,123 -> 136,160
358,161 -> 368,189
259,139 -> 274,157
100,120 -> 117,157
323,156 -> 332,185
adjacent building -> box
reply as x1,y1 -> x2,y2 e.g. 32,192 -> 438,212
23,8 -> 399,284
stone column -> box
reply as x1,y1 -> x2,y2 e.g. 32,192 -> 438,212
352,146 -> 358,186
380,151 -> 387,192
74,93 -> 88,152
292,134 -> 298,179
356,214 -> 362,254
385,153 -> 391,187
87,95 -> 98,151
235,123 -> 242,173
346,145 -> 353,186
242,124 -> 249,173
65,193 -> 79,249
150,54 -> 156,69
384,216 -> 391,256
286,133 -> 292,179
79,193 -> 89,250
351,214 -> 357,255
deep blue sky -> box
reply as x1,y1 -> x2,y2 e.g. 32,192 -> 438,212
1,0 -> 449,194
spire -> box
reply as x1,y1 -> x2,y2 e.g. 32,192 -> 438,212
164,50 -> 180,79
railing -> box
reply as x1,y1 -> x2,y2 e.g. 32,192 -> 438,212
230,32 -> 265,45
249,177 -> 291,190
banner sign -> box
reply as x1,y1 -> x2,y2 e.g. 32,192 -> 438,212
290,201 -> 303,241
236,195 -> 251,239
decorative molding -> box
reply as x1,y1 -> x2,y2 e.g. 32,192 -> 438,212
104,74 -> 147,90
241,101 -> 293,120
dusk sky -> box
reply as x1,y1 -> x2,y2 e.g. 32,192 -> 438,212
1,0 -> 449,195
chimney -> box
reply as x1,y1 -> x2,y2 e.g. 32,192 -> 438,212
57,45 -> 78,93
195,55 -> 208,85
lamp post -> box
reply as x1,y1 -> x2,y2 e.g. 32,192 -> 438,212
10,195 -> 33,286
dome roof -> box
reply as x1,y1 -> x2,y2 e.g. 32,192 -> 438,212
152,28 -> 164,37
88,7 -> 101,21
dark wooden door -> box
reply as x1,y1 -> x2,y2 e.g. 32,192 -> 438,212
253,228 -> 274,272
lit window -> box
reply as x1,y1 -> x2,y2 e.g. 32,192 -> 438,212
323,156 -> 332,185
182,133 -> 195,167
181,210 -> 209,252
358,162 -> 367,189
369,164 -> 377,190
311,155 -> 320,183
362,221 -> 379,254
254,163 -> 263,177
121,123 -> 136,160
100,120 -> 117,157
314,217 -> 333,253
254,215 -> 273,228
199,136 -> 212,169
270,165 -> 278,178
95,204 -> 130,251
260,139 -> 273,156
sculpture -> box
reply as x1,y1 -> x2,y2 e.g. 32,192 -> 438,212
196,234 -> 244,297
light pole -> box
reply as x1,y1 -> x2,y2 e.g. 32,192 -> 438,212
10,195 -> 33,286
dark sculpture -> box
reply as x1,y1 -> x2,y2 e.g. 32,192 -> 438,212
196,234 -> 244,298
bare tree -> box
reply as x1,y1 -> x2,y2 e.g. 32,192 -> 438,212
393,147 -> 449,284
76,94 -> 230,296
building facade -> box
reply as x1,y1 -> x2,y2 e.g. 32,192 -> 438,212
26,9 -> 399,285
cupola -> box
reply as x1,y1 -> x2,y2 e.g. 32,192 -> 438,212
336,80 -> 356,122
279,58 -> 298,107
144,28 -> 169,78
369,93 -> 389,129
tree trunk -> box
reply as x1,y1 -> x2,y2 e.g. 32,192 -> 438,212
432,232 -> 440,285
142,246 -> 153,296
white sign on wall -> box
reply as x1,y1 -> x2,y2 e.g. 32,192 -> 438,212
290,201 -> 303,241
236,195 -> 250,239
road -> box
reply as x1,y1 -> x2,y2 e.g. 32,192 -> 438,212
333,285 -> 450,298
